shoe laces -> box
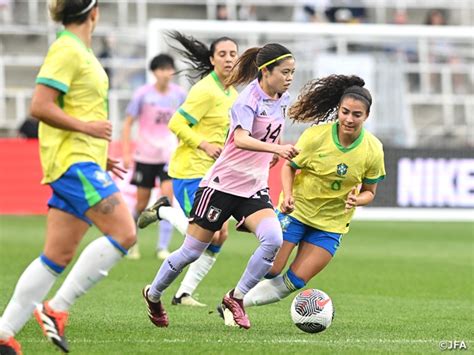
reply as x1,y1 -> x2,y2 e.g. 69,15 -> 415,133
44,302 -> 68,336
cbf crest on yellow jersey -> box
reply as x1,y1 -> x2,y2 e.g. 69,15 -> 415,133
284,122 -> 385,234
168,71 -> 238,179
36,30 -> 109,184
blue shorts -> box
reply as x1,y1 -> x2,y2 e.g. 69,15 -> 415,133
172,178 -> 201,217
277,212 -> 343,256
48,162 -> 119,225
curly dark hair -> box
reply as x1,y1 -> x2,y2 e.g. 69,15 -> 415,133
166,31 -> 237,81
289,75 -> 371,123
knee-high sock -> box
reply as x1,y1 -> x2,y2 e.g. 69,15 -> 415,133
158,206 -> 188,236
0,256 -> 62,339
48,236 -> 125,312
244,269 -> 306,307
243,276 -> 290,307
175,250 -> 218,297
234,218 -> 283,298
148,234 -> 209,302
157,220 -> 173,251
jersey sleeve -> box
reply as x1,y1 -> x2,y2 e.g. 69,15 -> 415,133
363,144 -> 386,184
168,113 -> 202,149
36,43 -> 78,94
126,87 -> 145,118
290,127 -> 314,169
176,84 -> 213,125
230,102 -> 255,133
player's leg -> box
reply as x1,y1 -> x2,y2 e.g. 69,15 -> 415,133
244,213 -> 305,307
156,177 -> 174,259
35,163 -> 136,351
173,221 -> 228,306
128,162 -> 155,259
143,187 -> 231,326
0,207 -> 88,354
243,240 -> 297,307
138,178 -> 195,234
246,228 -> 341,308
220,198 -> 283,329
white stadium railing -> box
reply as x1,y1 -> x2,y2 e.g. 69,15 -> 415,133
2,0 -> 473,26
1,20 -> 473,148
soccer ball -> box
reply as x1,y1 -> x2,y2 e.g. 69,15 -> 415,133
290,289 -> 334,333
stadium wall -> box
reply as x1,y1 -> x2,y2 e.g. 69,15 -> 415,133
0,139 -> 472,221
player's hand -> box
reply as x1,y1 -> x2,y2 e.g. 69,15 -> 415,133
199,141 -> 222,160
269,154 -> 279,168
275,144 -> 300,161
344,186 -> 358,212
84,120 -> 112,141
280,195 -> 295,214
107,158 -> 127,180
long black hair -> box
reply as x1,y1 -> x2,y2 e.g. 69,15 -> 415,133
226,43 -> 292,87
166,31 -> 237,81
289,75 -> 372,123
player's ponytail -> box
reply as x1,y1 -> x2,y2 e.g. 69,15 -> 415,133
289,75 -> 371,123
49,0 -> 98,25
167,31 -> 237,81
226,43 -> 293,88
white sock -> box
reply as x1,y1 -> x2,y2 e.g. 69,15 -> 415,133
175,250 -> 217,297
158,206 -> 189,236
243,275 -> 292,307
0,258 -> 58,339
48,236 -> 124,312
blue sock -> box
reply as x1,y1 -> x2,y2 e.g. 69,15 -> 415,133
283,269 -> 306,291
207,244 -> 221,254
40,254 -> 65,274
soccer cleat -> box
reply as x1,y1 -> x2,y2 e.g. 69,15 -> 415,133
126,244 -> 141,260
142,285 -> 169,327
216,303 -> 238,327
156,249 -> 170,260
171,293 -> 206,307
0,337 -> 22,355
34,302 -> 69,353
220,290 -> 251,329
137,196 -> 171,229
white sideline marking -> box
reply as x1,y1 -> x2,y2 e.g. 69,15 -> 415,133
24,338 -> 474,345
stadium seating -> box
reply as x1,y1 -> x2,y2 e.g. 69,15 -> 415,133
0,0 -> 472,147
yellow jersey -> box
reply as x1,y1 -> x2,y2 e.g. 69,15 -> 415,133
36,30 -> 109,184
283,122 -> 385,234
168,71 -> 238,179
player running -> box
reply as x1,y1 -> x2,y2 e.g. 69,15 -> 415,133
0,1 -> 136,353
122,54 -> 186,260
243,75 -> 386,308
141,43 -> 298,329
138,31 -> 239,306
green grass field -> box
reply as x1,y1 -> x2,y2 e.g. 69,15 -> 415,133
0,216 -> 472,354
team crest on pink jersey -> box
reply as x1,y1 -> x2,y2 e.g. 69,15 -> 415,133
207,206 -> 222,222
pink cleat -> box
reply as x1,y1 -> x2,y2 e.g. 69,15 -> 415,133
142,285 -> 169,327
220,290 -> 251,329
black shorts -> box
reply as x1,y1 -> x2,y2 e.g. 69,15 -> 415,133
189,187 -> 274,232
130,162 -> 171,188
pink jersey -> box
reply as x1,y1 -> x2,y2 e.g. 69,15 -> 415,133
201,79 -> 290,198
126,83 -> 186,164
